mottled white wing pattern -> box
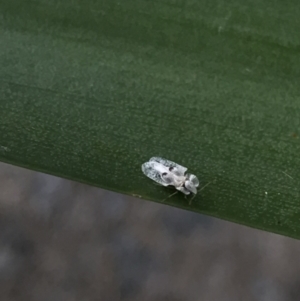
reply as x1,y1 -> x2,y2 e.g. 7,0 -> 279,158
141,161 -> 174,187
149,157 -> 187,176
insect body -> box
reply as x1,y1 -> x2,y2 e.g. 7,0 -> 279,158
141,157 -> 200,196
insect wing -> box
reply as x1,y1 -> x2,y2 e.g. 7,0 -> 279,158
142,161 -> 173,187
149,157 -> 187,176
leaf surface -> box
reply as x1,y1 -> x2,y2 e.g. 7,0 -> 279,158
1,0 -> 300,238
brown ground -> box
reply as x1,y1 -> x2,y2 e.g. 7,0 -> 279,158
0,162 -> 299,301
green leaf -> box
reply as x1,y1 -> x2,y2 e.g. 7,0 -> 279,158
1,0 -> 300,239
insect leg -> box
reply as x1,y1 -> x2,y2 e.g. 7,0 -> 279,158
189,194 -> 196,205
198,180 -> 213,193
189,179 -> 215,205
162,190 -> 178,202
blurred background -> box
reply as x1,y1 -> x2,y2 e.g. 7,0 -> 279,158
0,161 -> 300,301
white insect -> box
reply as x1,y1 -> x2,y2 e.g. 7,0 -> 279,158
141,157 -> 200,200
